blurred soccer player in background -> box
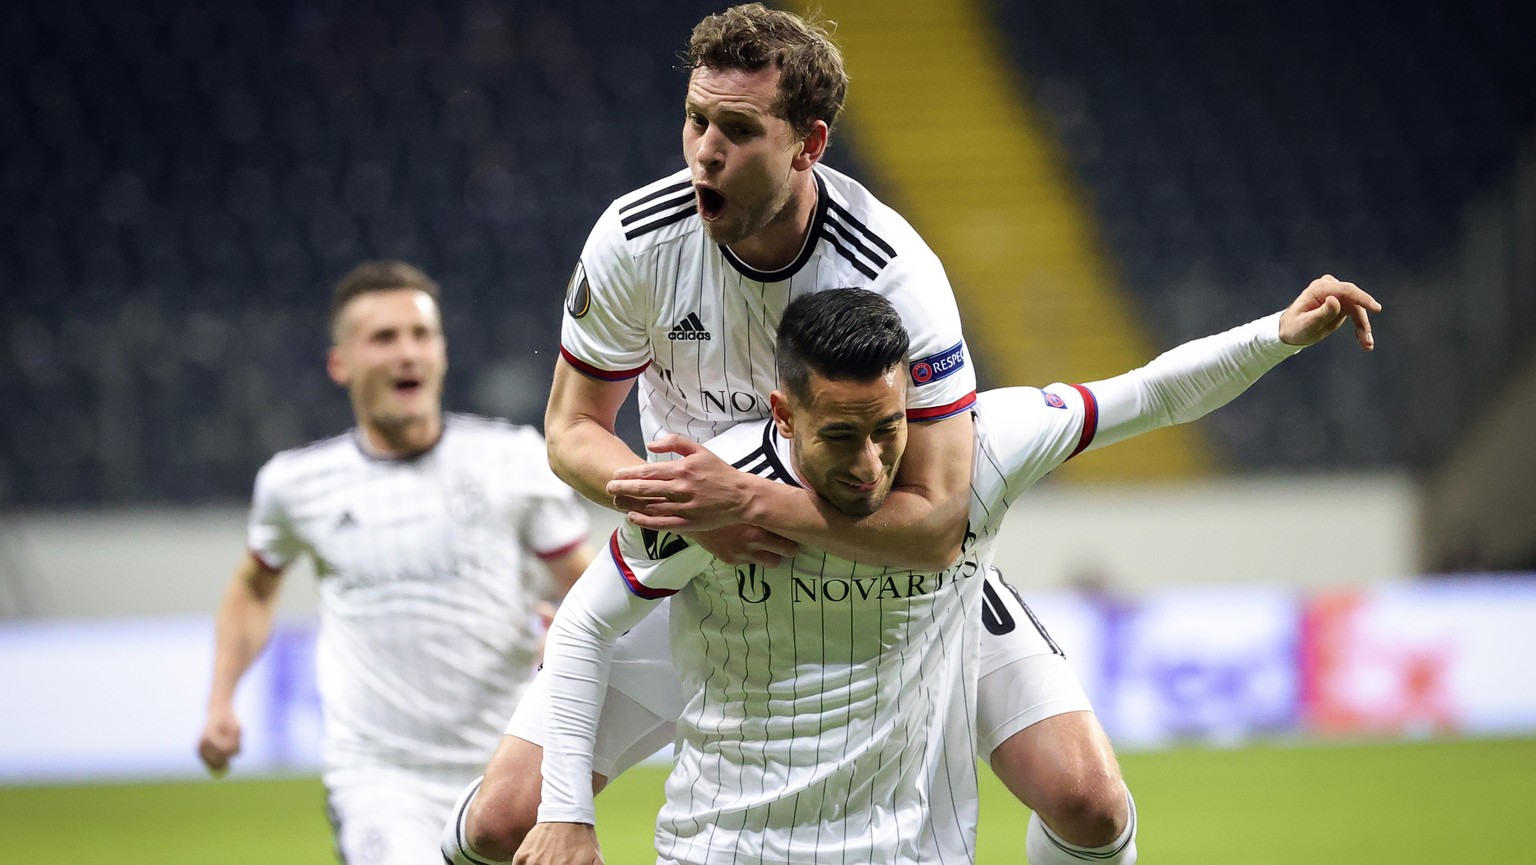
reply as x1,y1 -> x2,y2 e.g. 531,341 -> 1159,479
197,260 -> 594,865
437,3 -> 1330,862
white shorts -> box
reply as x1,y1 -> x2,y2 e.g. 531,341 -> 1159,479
509,568 -> 1090,770
326,767 -> 466,865
975,568 -> 1093,754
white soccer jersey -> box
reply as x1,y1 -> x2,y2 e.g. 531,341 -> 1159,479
247,413 -> 588,796
540,398 -> 1075,865
537,311 -> 1301,864
560,165 -> 978,446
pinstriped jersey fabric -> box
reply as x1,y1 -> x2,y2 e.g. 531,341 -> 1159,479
246,414 -> 588,797
609,386 -> 1094,864
559,164 -> 978,454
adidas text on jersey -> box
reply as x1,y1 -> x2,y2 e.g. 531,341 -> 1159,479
667,313 -> 711,341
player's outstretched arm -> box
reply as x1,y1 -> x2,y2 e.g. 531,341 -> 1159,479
1086,275 -> 1381,453
197,553 -> 283,776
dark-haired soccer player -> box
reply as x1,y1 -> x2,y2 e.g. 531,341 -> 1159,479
515,278 -> 1377,864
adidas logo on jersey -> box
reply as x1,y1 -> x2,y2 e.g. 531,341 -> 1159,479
668,313 -> 711,341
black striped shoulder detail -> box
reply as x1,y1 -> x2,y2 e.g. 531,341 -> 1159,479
821,198 -> 896,280
620,179 -> 696,240
729,421 -> 802,486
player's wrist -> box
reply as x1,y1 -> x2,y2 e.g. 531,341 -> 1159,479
737,475 -> 791,527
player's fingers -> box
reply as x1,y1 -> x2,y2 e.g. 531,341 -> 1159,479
610,462 -> 674,480
198,740 -> 229,774
1349,304 -> 1375,351
607,479 -> 684,501
735,550 -> 785,568
747,531 -> 799,559
626,511 -> 686,530
1334,281 -> 1382,313
645,434 -> 700,456
620,499 -> 684,517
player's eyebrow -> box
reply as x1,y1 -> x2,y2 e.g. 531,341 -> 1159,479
818,411 -> 904,435
685,97 -> 767,123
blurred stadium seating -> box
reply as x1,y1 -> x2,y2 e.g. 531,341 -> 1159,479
1,0 -> 1533,506
992,0 -> 1536,470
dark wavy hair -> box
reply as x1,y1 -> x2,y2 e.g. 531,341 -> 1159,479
776,288 -> 910,400
685,3 -> 849,138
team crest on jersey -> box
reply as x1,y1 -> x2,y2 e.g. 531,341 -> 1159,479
1043,392 -> 1067,409
445,475 -> 489,525
909,342 -> 966,386
641,528 -> 690,559
565,261 -> 591,319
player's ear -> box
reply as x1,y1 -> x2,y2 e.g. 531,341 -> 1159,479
793,120 -> 828,171
326,346 -> 350,386
770,390 -> 795,438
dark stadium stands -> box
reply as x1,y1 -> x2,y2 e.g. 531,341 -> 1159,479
1,0 -> 1533,504
993,0 -> 1536,469
1,0 -> 735,504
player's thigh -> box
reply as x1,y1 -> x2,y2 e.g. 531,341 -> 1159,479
976,569 -> 1093,755
327,778 -> 444,865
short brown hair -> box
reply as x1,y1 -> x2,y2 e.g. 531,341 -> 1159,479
328,260 -> 441,340
686,3 -> 848,138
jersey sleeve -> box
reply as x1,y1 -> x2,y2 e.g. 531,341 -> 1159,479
537,541 -> 668,824
978,310 -> 1304,496
510,431 -> 591,561
975,385 -> 1098,500
246,456 -> 305,573
558,199 -> 652,380
1081,311 -> 1301,452
874,247 -> 977,422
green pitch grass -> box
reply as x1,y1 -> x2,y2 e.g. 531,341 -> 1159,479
2,737 -> 1529,863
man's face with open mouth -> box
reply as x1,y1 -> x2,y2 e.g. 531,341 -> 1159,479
682,64 -> 806,248
328,288 -> 447,436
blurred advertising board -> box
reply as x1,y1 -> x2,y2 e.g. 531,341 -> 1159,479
1,579 -> 1534,782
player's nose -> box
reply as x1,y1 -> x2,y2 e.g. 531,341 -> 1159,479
848,440 -> 882,482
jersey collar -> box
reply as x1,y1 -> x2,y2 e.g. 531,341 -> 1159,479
718,170 -> 830,283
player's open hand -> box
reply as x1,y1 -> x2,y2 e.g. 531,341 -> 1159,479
1278,274 -> 1382,350
513,822 -> 603,865
197,704 -> 242,776
608,434 -> 757,531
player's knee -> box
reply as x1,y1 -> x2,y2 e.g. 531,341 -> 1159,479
464,777 -> 540,859
1032,765 -> 1128,848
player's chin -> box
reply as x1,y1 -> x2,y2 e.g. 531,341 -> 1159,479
832,491 -> 883,518
699,213 -> 744,246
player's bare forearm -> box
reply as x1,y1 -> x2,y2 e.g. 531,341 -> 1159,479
542,544 -> 597,600
207,554 -> 282,708
742,413 -> 973,570
737,482 -> 963,569
545,358 -> 645,508
200,554 -> 282,774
